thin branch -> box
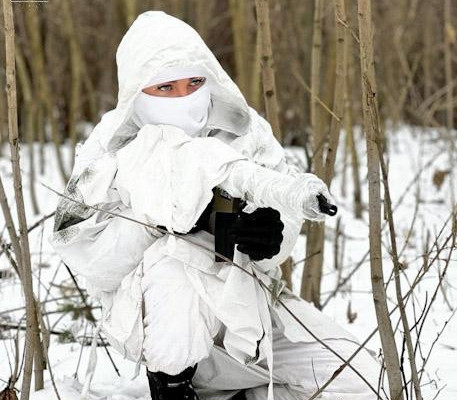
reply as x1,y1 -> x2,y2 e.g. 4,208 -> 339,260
40,180 -> 381,396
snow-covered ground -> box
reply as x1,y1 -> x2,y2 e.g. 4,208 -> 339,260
0,125 -> 455,399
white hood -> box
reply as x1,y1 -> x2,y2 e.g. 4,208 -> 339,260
75,11 -> 251,174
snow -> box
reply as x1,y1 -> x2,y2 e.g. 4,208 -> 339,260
0,126 -> 456,399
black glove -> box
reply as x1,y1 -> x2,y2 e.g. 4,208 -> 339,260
228,207 -> 284,261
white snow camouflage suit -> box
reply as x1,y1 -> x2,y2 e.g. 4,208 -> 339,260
50,11 -> 383,400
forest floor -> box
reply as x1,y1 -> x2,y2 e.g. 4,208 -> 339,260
0,125 -> 456,400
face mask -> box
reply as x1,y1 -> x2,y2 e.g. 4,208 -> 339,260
131,83 -> 211,137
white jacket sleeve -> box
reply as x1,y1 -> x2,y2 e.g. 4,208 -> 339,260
218,158 -> 329,272
225,109 -> 328,272
51,204 -> 157,297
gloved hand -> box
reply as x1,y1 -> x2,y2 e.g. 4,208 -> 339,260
228,207 -> 284,261
298,173 -> 334,221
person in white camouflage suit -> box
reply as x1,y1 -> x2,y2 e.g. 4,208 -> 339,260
50,11 -> 384,400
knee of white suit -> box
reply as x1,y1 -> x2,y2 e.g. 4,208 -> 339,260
284,338 -> 384,400
141,255 -> 221,375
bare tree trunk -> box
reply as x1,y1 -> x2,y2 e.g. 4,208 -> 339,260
444,0 -> 456,205
120,0 -> 138,27
2,2 -> 44,397
0,177 -> 22,267
377,112 -> 423,400
254,0 -> 294,287
280,256 -> 293,290
254,0 -> 281,139
444,0 -> 454,131
15,44 -> 39,215
169,0 -> 184,19
343,2 -> 362,219
249,27 -> 262,110
25,6 -> 68,183
302,0 -> 325,307
423,2 -> 433,102
309,0 -> 324,170
0,72 -> 6,156
348,124 -> 363,218
324,0 -> 347,186
357,1 -> 404,399
62,0 -> 82,166
229,0 -> 248,96
194,0 -> 212,41
37,105 -> 45,175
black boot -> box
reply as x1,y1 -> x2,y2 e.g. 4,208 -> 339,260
147,364 -> 200,400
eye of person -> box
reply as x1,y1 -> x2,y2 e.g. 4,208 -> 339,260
190,77 -> 206,86
157,84 -> 173,91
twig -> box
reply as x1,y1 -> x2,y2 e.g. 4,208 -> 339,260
74,321 -> 89,378
0,295 -> 81,316
0,323 -> 63,336
321,249 -> 369,308
290,250 -> 321,267
376,135 -> 423,400
40,180 -> 381,396
0,211 -> 55,258
291,65 -> 341,123
419,309 -> 456,385
65,265 -> 121,377
36,304 -> 62,400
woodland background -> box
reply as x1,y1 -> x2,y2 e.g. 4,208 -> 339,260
0,1 -> 456,400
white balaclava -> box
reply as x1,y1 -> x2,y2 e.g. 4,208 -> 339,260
131,66 -> 211,137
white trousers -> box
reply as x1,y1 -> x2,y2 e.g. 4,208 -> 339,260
142,254 -> 222,375
141,254 -> 383,399
193,323 -> 383,400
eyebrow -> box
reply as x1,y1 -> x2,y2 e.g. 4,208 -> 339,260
155,77 -> 203,86
154,81 -> 176,86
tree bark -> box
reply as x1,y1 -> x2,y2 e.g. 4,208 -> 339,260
324,0 -> 347,187
62,0 -> 83,166
194,0 -> 212,41
254,0 -> 281,140
120,0 -> 138,27
229,0 -> 248,96
443,0 -> 456,205
302,0 -> 325,307
2,2 -> 44,397
249,27 -> 262,111
357,1 -> 404,399
15,44 -> 39,215
24,6 -> 68,183
444,0 -> 454,131
254,0 -> 294,286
